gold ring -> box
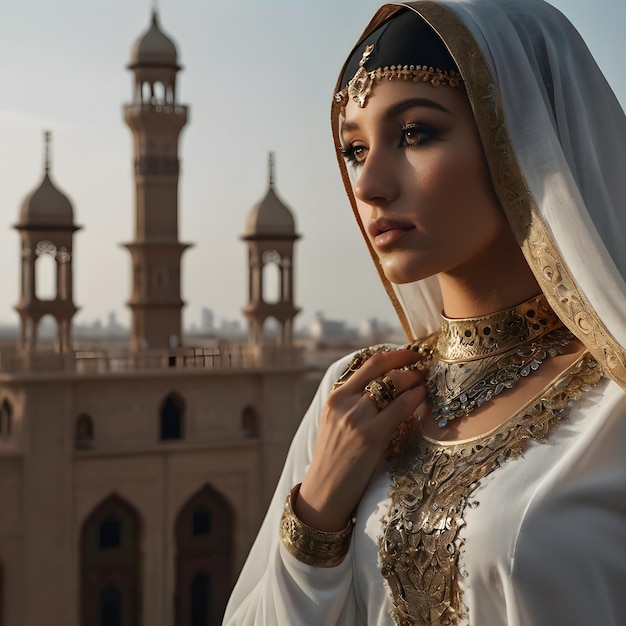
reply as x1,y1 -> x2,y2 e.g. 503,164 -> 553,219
363,376 -> 396,410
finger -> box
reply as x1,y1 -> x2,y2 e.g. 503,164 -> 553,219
340,348 -> 427,392
358,371 -> 426,422
383,368 -> 425,396
376,386 -> 427,439
358,387 -> 388,417
351,366 -> 425,418
355,385 -> 426,449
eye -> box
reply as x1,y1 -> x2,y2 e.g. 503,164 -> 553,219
401,123 -> 440,147
340,144 -> 368,167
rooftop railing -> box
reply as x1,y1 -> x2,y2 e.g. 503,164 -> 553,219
0,344 -> 306,376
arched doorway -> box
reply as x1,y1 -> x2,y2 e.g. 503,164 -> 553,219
174,485 -> 233,625
80,494 -> 141,626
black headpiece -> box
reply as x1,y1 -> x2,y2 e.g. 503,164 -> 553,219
336,9 -> 462,108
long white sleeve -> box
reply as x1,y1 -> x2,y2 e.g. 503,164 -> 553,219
223,355 -> 359,626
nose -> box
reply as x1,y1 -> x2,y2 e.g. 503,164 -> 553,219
353,146 -> 398,206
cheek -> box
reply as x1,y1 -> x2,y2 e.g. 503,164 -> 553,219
403,149 -> 470,228
355,200 -> 377,246
355,199 -> 370,228
424,142 -> 499,226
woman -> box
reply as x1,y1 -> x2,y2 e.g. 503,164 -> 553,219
224,1 -> 626,624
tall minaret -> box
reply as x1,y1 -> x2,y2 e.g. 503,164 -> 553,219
14,132 -> 80,353
123,11 -> 191,351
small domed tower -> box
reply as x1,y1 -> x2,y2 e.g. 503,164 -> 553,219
242,153 -> 300,347
14,131 -> 80,353
123,11 -> 191,351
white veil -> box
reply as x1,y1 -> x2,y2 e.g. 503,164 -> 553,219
331,0 -> 626,390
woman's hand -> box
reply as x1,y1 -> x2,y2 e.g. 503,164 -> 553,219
295,348 -> 427,532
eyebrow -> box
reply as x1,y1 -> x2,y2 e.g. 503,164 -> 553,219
342,97 -> 452,132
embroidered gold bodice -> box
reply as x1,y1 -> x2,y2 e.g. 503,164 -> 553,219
378,354 -> 604,625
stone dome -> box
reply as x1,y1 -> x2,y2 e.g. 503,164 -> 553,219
244,154 -> 297,238
244,187 -> 297,238
130,11 -> 178,68
19,172 -> 74,228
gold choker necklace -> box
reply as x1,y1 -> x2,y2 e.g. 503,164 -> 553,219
427,294 -> 573,428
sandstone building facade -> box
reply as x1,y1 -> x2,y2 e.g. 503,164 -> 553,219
0,12 -> 310,626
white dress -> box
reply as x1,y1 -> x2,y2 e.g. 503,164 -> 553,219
227,0 -> 626,621
224,352 -> 626,625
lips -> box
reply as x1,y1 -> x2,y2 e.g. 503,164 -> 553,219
368,217 -> 415,248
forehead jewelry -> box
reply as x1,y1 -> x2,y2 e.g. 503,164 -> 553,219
346,44 -> 375,108
335,42 -> 463,109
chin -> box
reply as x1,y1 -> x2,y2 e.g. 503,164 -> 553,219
380,258 -> 435,285
382,269 -> 432,285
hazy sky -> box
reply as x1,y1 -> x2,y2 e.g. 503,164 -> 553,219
0,0 -> 624,331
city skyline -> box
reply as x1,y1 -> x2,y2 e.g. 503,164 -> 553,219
1,0 -> 624,333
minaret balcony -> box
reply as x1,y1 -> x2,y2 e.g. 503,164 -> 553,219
125,102 -> 187,117
124,103 -> 188,134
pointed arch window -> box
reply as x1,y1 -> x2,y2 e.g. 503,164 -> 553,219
0,399 -> 13,440
99,518 -> 122,550
192,508 -> 211,536
261,250 -> 281,304
75,413 -> 94,450
35,240 -> 57,301
160,392 -> 184,441
153,81 -> 166,105
241,405 -> 259,438
141,82 -> 151,104
166,83 -> 175,104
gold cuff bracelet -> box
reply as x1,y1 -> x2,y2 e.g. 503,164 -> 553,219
279,483 -> 356,568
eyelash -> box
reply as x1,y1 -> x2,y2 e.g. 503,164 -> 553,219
340,123 -> 440,166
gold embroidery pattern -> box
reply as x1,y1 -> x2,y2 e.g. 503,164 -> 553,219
378,353 -> 604,625
330,2 -> 626,390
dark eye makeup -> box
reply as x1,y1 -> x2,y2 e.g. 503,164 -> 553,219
340,121 -> 442,167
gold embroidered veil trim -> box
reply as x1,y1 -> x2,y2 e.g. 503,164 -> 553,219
330,1 -> 626,391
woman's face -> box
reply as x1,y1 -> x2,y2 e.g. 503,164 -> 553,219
340,79 -> 509,285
